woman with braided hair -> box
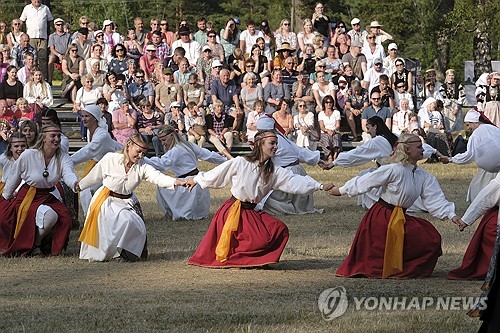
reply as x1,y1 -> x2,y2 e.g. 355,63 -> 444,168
329,133 -> 461,278
186,130 -> 332,268
77,134 -> 186,262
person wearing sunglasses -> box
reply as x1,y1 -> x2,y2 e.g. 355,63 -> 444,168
362,33 -> 386,70
201,29 -> 225,62
47,18 -> 71,85
128,69 -> 154,111
108,43 -> 131,76
274,19 -> 297,53
6,19 -> 23,49
361,90 -> 392,138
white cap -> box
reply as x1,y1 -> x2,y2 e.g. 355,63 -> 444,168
211,59 -> 223,68
94,30 -> 103,38
102,19 -> 113,28
388,43 -> 398,50
54,18 -> 65,24
338,76 -> 347,83
256,116 -> 276,130
464,109 -> 481,123
202,45 -> 212,52
351,18 -> 360,25
170,101 -> 181,108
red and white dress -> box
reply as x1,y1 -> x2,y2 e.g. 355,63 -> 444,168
189,156 -> 322,268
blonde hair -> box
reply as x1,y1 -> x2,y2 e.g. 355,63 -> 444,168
120,134 -> 148,166
384,133 -> 421,165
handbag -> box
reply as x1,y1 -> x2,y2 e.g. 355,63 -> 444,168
192,124 -> 206,136
308,128 -> 320,141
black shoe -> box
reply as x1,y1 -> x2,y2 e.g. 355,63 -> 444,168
353,136 -> 362,142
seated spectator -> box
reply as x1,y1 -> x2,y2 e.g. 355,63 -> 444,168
292,71 -> 315,113
264,68 -> 291,114
370,74 -> 395,109
155,68 -> 182,114
0,66 -> 23,108
183,73 -> 205,115
48,18 -> 71,85
164,101 -> 185,134
275,19 -> 297,52
394,81 -> 414,111
143,30 -> 170,62
204,60 -> 223,106
248,43 -> 269,79
272,99 -> 294,140
391,58 -> 413,93
112,99 -> 137,145
19,119 -> 38,147
124,28 -> 143,61
136,99 -> 164,157
10,33 -> 37,68
23,67 -> 53,108
210,68 -> 241,114
281,57 -> 299,94
318,95 -> 341,162
74,74 -> 103,140
312,70 -> 335,112
362,57 -> 388,93
297,43 -> 316,74
309,60 -> 332,84
392,98 -> 413,136
344,80 -> 368,141
273,42 -> 295,70
293,99 -> 317,150
128,69 -> 154,111
418,97 -> 444,132
201,29 -> 225,62
420,79 -> 443,102
108,43 -> 130,75
197,45 -> 214,83
334,32 -> 350,59
17,52 -> 35,86
335,76 -> 349,112
184,101 -> 206,147
88,59 -> 106,92
173,57 -> 193,85
72,27 -> 92,60
239,19 -> 264,55
362,33 -> 386,69
61,45 -> 84,102
171,26 -> 201,67
206,99 -> 234,159
361,90 -> 392,138
15,97 -> 34,125
227,48 -> 245,82
103,72 -> 129,112
240,72 -> 263,114
85,42 -> 108,74
139,44 -> 160,82
164,46 -> 185,73
341,40 -> 366,80
246,99 -> 265,143
220,18 -> 241,63
97,97 -> 114,138
324,45 -> 343,76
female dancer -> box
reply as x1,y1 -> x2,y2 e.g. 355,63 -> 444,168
145,125 -> 226,220
187,130 -> 332,268
70,104 -> 122,217
0,125 -> 78,256
77,134 -> 185,262
329,133 -> 461,278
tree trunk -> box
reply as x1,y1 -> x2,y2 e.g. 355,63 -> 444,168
473,0 -> 492,80
435,32 -> 450,79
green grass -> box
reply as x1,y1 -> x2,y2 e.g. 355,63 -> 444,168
0,161 -> 485,332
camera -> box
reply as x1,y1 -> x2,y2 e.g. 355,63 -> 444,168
332,23 -> 337,29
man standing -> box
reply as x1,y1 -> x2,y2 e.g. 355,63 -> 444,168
19,0 -> 53,80
11,33 -> 37,68
347,18 -> 367,46
48,18 -> 71,85
341,40 -> 366,81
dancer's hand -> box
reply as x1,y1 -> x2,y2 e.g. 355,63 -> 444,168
323,183 -> 335,192
328,185 -> 341,196
452,216 -> 468,231
439,156 -> 451,164
183,178 -> 197,192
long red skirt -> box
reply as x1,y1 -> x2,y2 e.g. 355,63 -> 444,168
447,206 -> 498,280
189,198 -> 289,267
336,202 -> 442,278
0,184 -> 72,256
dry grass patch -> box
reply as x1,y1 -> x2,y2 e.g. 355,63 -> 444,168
0,161 -> 485,332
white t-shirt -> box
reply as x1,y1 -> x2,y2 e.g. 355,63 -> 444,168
318,110 -> 341,132
239,29 -> 264,54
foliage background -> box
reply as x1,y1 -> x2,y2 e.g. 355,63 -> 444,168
0,0 -> 498,80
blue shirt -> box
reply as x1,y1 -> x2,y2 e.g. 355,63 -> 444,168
362,105 -> 392,121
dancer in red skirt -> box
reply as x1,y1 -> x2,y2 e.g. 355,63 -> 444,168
0,125 -> 79,256
186,130 -> 333,268
328,133 -> 461,278
449,173 -> 500,280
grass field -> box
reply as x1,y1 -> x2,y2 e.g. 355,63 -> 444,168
0,161 -> 486,332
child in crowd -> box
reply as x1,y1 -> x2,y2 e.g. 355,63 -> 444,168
97,97 -> 114,139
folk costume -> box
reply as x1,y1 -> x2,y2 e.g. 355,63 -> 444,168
189,156 -> 323,268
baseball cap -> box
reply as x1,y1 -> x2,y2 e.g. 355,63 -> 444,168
351,18 -> 360,25
388,43 -> 398,50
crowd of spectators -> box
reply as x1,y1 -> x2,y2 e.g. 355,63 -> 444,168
0,0 -> 498,160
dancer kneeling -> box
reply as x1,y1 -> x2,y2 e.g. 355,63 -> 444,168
145,125 -> 226,220
78,134 -> 186,262
329,133 -> 461,278
187,130 -> 333,268
1,126 -> 79,256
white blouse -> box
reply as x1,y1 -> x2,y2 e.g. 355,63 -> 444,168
0,154 -> 15,182
2,149 -> 78,199
462,174 -> 500,226
23,81 -> 53,107
194,156 -> 322,203
145,142 -> 226,177
274,133 -> 320,167
339,162 -> 456,219
71,127 -> 122,165
451,124 -> 500,173
79,152 -> 176,194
